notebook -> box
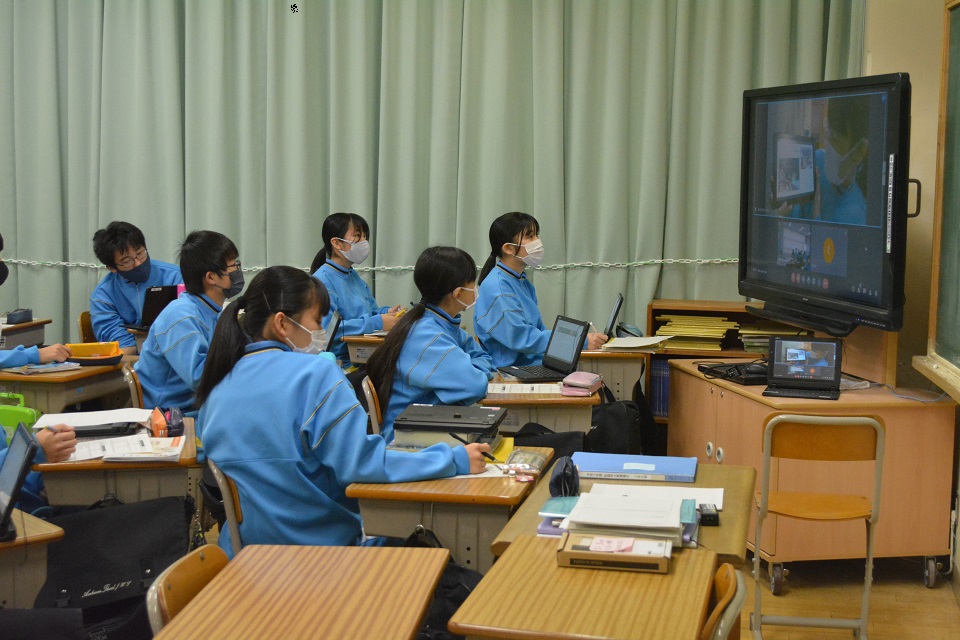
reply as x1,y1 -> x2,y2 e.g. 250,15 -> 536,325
603,293 -> 624,338
498,315 -> 590,382
125,285 -> 179,332
0,423 -> 39,542
763,336 -> 843,400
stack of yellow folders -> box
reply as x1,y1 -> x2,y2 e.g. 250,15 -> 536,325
654,314 -> 739,351
739,322 -> 810,354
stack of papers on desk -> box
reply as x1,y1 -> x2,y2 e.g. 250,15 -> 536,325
1,361 -> 82,375
563,491 -> 685,545
64,434 -> 186,463
599,336 -> 671,352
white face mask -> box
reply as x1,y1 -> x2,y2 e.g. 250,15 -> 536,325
823,139 -> 863,188
511,238 -> 544,267
336,238 -> 370,264
455,287 -> 477,312
285,317 -> 327,355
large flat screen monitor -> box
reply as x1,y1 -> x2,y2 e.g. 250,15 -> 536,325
739,73 -> 911,336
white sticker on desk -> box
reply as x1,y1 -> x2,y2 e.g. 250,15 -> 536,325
624,462 -> 656,471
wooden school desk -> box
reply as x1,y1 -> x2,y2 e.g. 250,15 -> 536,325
0,509 -> 64,607
578,349 -> 647,401
154,544 -> 449,640
0,362 -> 130,414
0,319 -> 52,351
482,377 -> 600,432
33,419 -> 203,508
449,535 -> 717,640
346,447 -> 553,573
492,463 -> 756,567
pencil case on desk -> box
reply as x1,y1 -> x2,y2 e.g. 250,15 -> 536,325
561,371 -> 602,396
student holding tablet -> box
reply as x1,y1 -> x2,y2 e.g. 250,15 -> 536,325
195,266 -> 489,556
475,212 -> 606,369
309,212 -> 403,369
366,247 -> 495,444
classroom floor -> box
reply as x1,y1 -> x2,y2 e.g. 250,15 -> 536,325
742,556 -> 960,639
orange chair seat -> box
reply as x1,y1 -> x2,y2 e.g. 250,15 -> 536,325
756,491 -> 872,521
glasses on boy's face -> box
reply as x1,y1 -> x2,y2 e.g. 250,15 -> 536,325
221,260 -> 241,274
115,248 -> 148,270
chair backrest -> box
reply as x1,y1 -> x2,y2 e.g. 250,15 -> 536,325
760,413 -> 886,521
700,562 -> 744,640
208,459 -> 244,557
361,376 -> 382,435
78,311 -> 96,343
121,363 -> 144,409
146,544 -> 229,634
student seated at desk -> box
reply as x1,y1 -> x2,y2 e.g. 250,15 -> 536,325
136,230 -> 241,413
89,221 -> 183,355
195,266 -> 489,557
0,424 -> 76,512
309,212 -> 403,369
0,240 -> 72,368
366,247 -> 495,444
475,212 -> 606,369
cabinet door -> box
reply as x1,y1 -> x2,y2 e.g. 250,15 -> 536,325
667,368 -> 717,463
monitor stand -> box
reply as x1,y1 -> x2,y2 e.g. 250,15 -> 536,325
0,519 -> 18,543
745,304 -> 856,338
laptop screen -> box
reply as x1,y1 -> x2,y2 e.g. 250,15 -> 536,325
603,294 -> 623,338
139,285 -> 180,327
768,336 -> 842,389
0,423 -> 39,539
542,315 -> 590,373
323,311 -> 341,352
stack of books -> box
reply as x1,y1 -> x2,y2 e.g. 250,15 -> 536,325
739,322 -> 809,355
654,314 -> 739,351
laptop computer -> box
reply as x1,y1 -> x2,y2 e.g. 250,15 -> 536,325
125,285 -> 179,332
603,293 -> 624,338
498,315 -> 590,382
393,405 -> 507,435
763,336 -> 843,400
0,423 -> 39,542
323,311 -> 341,352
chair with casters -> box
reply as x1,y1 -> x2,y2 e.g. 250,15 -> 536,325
360,375 -> 382,435
145,543 -> 229,634
121,362 -> 144,409
750,413 -> 885,639
78,310 -> 96,343
208,459 -> 244,558
701,562 -> 746,640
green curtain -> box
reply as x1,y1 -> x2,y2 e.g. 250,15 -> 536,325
0,0 -> 863,344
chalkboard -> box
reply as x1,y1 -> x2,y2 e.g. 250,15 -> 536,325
934,4 -> 960,368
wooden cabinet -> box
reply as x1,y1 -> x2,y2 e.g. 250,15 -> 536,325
669,359 -> 955,563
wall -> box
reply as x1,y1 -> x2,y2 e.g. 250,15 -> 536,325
865,0 -> 958,587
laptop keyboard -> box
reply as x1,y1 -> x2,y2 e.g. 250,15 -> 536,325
763,387 -> 839,400
513,365 -> 558,378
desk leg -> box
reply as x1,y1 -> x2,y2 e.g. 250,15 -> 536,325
358,500 -> 509,573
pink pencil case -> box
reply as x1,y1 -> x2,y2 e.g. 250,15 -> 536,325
561,371 -> 603,396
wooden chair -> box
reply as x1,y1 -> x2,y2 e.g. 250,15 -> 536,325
360,376 -> 382,435
751,414 -> 885,639
77,311 -> 96,343
121,363 -> 144,409
145,544 -> 229,634
208,459 -> 244,558
701,562 -> 745,640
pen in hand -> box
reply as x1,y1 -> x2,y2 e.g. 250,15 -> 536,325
447,432 -> 500,462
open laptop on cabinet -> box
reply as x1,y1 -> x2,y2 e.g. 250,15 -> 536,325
762,336 -> 843,400
497,315 -> 590,383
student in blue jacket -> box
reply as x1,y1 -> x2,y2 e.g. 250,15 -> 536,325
135,230 -> 241,412
309,213 -> 403,369
474,212 -> 606,369
195,266 -> 488,557
89,221 -> 183,354
366,247 -> 496,443
0,237 -> 72,368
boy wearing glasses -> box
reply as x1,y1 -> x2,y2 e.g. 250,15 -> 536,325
135,230 -> 242,412
90,221 -> 183,354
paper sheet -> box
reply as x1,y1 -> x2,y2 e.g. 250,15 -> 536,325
588,483 -> 725,510
33,408 -> 153,431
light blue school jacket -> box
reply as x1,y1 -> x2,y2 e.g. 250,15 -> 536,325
135,292 -> 221,411
312,260 -> 389,368
380,305 -> 495,443
474,261 -> 551,369
89,260 -> 183,348
196,341 -> 470,558
0,345 -> 39,369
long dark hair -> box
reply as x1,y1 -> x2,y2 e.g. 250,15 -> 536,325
478,212 -> 540,284
309,212 -> 371,273
366,246 -> 477,406
195,265 -> 329,408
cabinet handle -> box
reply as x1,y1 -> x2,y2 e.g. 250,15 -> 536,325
705,442 -> 714,459
716,447 -> 724,463
719,390 -> 724,398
